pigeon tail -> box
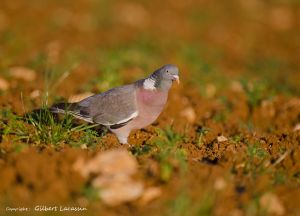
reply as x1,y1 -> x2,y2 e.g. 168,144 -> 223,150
50,102 -> 77,114
50,102 -> 94,123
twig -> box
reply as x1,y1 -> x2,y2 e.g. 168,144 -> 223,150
269,149 -> 292,169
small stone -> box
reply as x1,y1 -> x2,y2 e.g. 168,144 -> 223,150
68,92 -> 94,103
139,187 -> 162,205
180,107 -> 196,123
0,77 -> 9,91
260,192 -> 285,215
10,67 -> 36,81
217,135 -> 228,142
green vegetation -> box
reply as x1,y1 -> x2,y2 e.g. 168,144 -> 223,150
152,127 -> 187,182
0,108 -> 103,149
196,126 -> 210,147
166,190 -> 216,216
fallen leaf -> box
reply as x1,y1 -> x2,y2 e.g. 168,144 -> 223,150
260,192 -> 285,215
10,67 -> 36,81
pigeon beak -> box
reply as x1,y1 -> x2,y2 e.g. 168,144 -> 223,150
172,75 -> 180,84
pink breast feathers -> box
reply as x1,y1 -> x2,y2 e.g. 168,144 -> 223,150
137,89 -> 168,107
132,89 -> 169,129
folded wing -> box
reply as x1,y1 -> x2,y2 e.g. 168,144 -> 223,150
74,84 -> 138,127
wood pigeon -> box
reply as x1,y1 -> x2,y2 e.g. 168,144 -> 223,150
50,64 -> 180,144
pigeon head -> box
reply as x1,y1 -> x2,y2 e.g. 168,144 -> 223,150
143,64 -> 180,90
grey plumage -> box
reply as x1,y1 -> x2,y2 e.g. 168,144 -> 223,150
50,64 -> 179,144
51,85 -> 138,127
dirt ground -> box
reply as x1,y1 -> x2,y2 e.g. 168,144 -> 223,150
0,0 -> 300,216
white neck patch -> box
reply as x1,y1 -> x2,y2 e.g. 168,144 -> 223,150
143,78 -> 156,90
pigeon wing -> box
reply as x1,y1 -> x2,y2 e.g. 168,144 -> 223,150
76,84 -> 138,126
